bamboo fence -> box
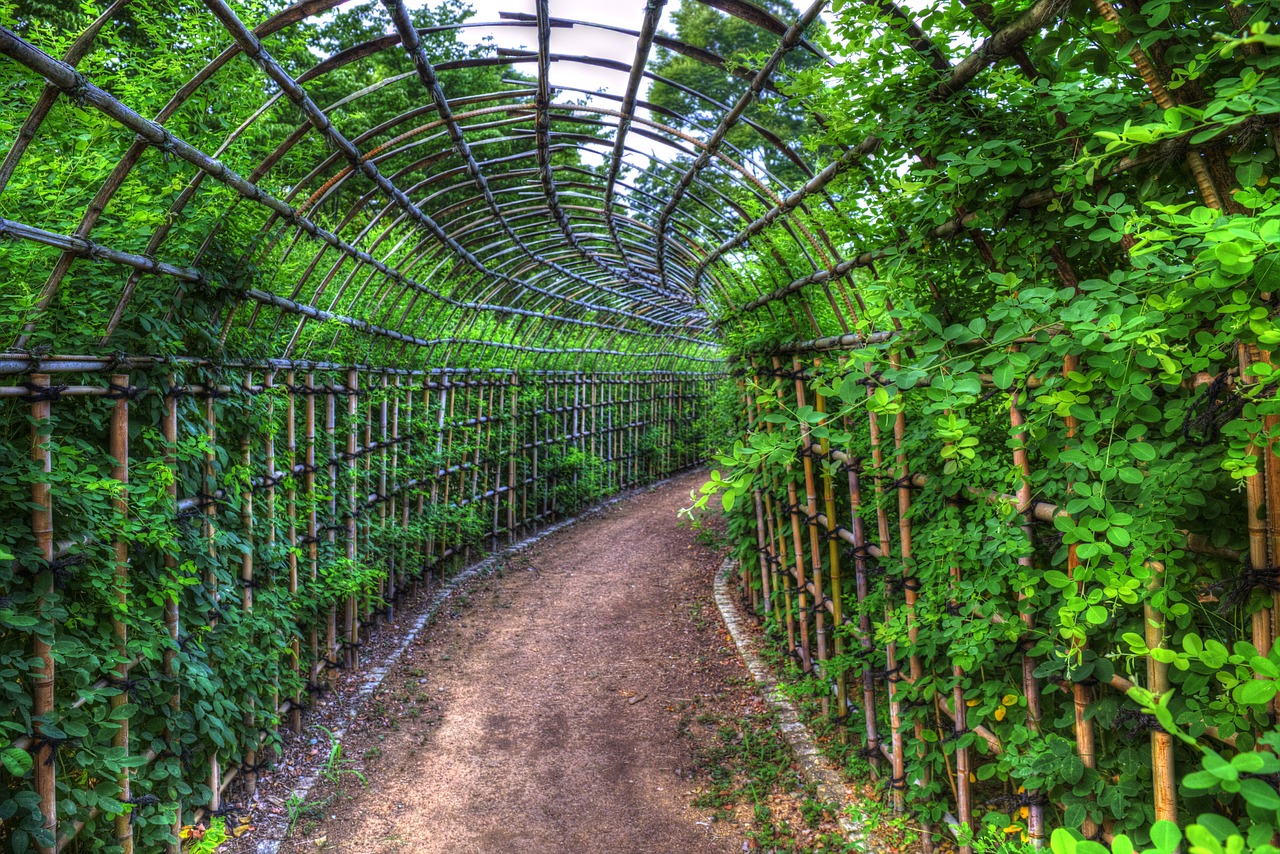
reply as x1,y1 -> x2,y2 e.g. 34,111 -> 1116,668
0,356 -> 713,851
735,352 -> 1250,852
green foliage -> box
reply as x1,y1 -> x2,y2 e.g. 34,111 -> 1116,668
697,0 -> 1280,845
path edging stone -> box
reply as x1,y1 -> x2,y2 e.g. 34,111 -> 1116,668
251,474 -> 691,853
713,557 -> 867,844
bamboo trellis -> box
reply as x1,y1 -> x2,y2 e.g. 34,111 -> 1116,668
0,0 -> 1275,849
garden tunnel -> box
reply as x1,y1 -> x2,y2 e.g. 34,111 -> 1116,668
1,0 -> 1280,851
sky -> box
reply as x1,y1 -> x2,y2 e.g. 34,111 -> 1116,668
417,0 -> 689,164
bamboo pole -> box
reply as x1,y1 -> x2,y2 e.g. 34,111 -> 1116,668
754,361 -> 796,650
204,384 -> 221,814
346,368 -> 359,668
1008,370 -> 1047,845
864,361 -> 906,812
304,373 -> 320,686
388,376 -> 399,621
240,372 -> 258,796
795,358 -> 830,714
750,372 -> 779,620
816,386 -> 847,737
29,375 -> 56,854
264,372 -> 278,726
775,357 -> 813,673
845,440 -> 882,773
287,371 -> 302,733
1063,352 -> 1099,840
889,351 -> 933,848
1240,343 -> 1273,656
108,373 -> 133,853
946,490 -> 973,853
1146,560 -> 1177,825
325,383 -> 337,668
162,379 -> 182,852
509,376 -> 519,541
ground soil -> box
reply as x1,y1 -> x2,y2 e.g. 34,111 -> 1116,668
234,471 -> 826,854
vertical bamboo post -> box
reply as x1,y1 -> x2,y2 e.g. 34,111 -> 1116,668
739,373 -> 756,607
445,378 -> 459,561
757,361 -> 798,660
482,380 -> 493,545
752,368 -> 783,626
493,379 -> 505,548
375,376 -> 388,622
108,374 -> 133,853
400,378 -> 412,594
1063,352 -> 1098,840
430,375 -> 446,564
162,380 -> 182,851
572,373 -> 581,502
590,371 -> 599,485
775,357 -> 813,673
1146,561 -> 1177,825
795,359 -> 830,714
364,379 -> 376,626
305,373 -> 319,685
413,378 -> 427,590
846,446 -> 882,773
345,368 -> 359,669
865,363 -> 905,812
1008,369 -> 1046,844
264,372 -> 278,724
509,376 -> 519,541
29,375 -> 56,854
816,385 -> 847,736
287,372 -> 302,733
890,350 -> 932,848
1241,343 -> 1273,655
203,384 -> 220,813
531,377 -> 541,527
325,383 -> 337,668
388,376 -> 399,621
947,492 -> 972,853
239,373 -> 257,796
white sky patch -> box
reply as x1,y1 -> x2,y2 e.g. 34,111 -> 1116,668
405,0 -> 688,163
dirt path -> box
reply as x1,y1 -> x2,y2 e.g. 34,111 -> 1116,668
278,471 -> 746,854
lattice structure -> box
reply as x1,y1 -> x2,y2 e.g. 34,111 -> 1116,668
1,0 -> 1277,851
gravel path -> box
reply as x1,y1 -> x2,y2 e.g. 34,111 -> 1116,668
276,471 -> 743,854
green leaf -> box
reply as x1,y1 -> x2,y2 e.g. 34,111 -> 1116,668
1233,679 -> 1277,706
1130,443 -> 1157,461
1239,777 -> 1280,810
108,703 -> 139,722
1,748 -> 32,777
1149,820 -> 1182,854
1051,827 -> 1079,854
